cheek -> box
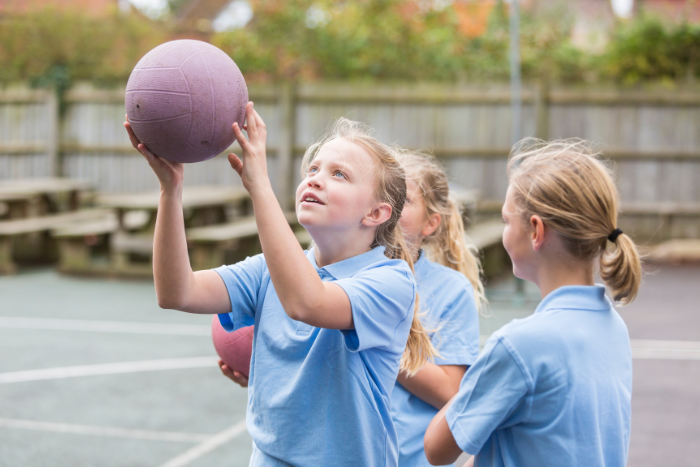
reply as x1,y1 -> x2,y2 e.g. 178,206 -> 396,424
502,226 -> 521,259
399,206 -> 420,235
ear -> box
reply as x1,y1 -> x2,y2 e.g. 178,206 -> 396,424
362,202 -> 392,227
420,213 -> 441,238
530,215 -> 546,251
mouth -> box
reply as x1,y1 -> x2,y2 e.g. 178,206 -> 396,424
300,192 -> 324,205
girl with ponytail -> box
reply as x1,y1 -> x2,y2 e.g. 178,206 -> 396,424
390,153 -> 485,467
425,139 -> 641,467
128,105 -> 436,466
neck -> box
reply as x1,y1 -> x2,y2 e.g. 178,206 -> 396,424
534,258 -> 595,299
308,226 -> 376,268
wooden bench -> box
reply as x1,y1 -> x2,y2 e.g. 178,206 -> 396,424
450,186 -> 480,229
186,212 -> 304,271
465,218 -> 506,279
0,209 -> 112,274
52,214 -> 118,275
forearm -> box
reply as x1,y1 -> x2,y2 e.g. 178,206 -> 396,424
398,363 -> 466,409
424,396 -> 463,465
249,184 -> 350,327
152,185 -> 195,309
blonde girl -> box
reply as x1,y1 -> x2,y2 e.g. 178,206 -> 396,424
425,139 -> 641,467
391,153 -> 485,467
125,107 -> 435,467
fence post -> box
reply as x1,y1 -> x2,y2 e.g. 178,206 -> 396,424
534,79 -> 550,141
46,89 -> 61,177
277,82 -> 295,210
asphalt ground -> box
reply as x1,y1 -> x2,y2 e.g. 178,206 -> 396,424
0,264 -> 698,466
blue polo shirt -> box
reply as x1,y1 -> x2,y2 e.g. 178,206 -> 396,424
214,246 -> 416,467
446,285 -> 632,467
390,251 -> 480,467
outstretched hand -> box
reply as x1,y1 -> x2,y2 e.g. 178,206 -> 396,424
227,102 -> 270,194
218,359 -> 249,388
124,115 -> 184,191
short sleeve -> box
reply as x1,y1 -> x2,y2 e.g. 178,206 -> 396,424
213,254 -> 267,332
432,288 -> 480,366
335,263 -> 416,353
445,335 -> 533,455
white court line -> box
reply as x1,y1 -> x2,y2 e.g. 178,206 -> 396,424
0,316 -> 210,336
0,418 -> 210,443
160,420 -> 248,467
0,357 -> 217,384
631,339 -> 700,360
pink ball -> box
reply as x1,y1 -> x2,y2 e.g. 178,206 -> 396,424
211,316 -> 253,378
125,40 -> 248,163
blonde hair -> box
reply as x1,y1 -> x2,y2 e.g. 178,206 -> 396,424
402,153 -> 487,312
508,138 -> 642,305
301,118 -> 438,374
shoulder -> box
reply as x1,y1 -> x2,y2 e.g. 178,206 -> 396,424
418,259 -> 475,315
214,253 -> 268,277
420,259 -> 473,291
358,257 -> 415,284
491,311 -> 559,352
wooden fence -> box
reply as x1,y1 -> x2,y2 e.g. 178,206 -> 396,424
1,82 -> 699,241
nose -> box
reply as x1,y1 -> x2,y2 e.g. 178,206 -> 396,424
307,177 -> 322,189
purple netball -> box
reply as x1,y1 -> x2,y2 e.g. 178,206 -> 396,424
125,40 -> 248,163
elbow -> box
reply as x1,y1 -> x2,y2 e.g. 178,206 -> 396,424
284,304 -> 307,323
423,428 -> 439,465
283,296 -> 321,323
423,439 -> 443,466
424,446 -> 452,466
155,291 -> 185,311
424,424 -> 458,466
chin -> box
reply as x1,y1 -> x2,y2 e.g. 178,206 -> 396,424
511,263 -> 532,283
296,211 -> 320,229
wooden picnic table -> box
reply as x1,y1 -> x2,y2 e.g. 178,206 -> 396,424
88,186 -> 251,277
0,178 -> 94,219
96,186 -> 251,232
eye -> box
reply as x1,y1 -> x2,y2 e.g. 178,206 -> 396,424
309,166 -> 318,174
333,170 -> 346,179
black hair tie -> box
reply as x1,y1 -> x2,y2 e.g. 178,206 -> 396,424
608,228 -> 623,243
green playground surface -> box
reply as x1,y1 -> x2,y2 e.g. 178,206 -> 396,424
1,266 -> 698,466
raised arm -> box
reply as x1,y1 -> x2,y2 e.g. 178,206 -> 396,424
228,103 -> 353,330
124,118 -> 230,315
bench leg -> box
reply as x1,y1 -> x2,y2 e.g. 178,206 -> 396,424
0,237 -> 17,275
190,242 -> 228,272
57,238 -> 91,273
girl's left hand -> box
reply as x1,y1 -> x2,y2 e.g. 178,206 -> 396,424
218,359 -> 249,388
228,102 -> 270,194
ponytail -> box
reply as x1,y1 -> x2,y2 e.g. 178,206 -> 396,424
508,138 -> 643,305
432,199 -> 487,312
600,233 -> 642,305
388,223 -> 439,375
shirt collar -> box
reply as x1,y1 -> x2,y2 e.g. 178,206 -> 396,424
305,246 -> 388,280
414,249 -> 429,279
534,285 -> 611,314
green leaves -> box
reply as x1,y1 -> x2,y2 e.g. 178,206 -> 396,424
2,2 -> 700,86
601,15 -> 700,84
0,7 -> 166,87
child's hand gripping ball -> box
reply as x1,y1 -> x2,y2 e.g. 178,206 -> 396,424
211,316 -> 254,378
125,39 -> 248,163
